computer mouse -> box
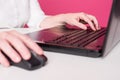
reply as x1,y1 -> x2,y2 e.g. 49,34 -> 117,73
3,51 -> 47,70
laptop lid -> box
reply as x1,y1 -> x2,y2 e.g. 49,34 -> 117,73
103,0 -> 120,56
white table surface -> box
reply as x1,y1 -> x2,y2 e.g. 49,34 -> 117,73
0,28 -> 120,80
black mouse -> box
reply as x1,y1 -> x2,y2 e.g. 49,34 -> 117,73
3,51 -> 47,70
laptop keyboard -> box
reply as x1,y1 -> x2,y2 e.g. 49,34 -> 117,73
47,28 -> 106,48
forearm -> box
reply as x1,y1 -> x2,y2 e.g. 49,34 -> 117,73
39,12 -> 99,30
40,14 -> 66,29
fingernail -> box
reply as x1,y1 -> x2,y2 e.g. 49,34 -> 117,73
99,27 -> 101,30
93,29 -> 96,31
84,27 -> 87,30
24,54 -> 31,60
15,57 -> 21,63
39,50 -> 44,55
4,62 -> 10,67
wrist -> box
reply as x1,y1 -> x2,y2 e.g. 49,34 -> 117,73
54,14 -> 66,25
40,14 -> 66,29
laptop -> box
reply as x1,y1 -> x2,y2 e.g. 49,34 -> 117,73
28,0 -> 120,58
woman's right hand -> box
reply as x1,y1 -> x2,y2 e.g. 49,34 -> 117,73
0,30 -> 43,67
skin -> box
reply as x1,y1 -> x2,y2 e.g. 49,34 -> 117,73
40,12 -> 100,31
0,12 -> 99,67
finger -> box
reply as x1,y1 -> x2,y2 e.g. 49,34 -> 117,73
10,31 -> 44,55
6,33 -> 31,60
0,39 -> 21,63
71,19 -> 87,30
0,51 -> 10,67
87,15 -> 100,30
80,14 -> 96,31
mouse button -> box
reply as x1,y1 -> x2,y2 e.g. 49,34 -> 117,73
30,51 -> 46,64
27,54 -> 43,68
11,60 -> 33,70
40,55 -> 48,63
35,55 -> 48,66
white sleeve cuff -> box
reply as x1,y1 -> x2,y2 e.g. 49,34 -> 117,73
27,0 -> 46,28
27,15 -> 47,28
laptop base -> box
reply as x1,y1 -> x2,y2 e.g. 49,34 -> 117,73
37,43 -> 102,58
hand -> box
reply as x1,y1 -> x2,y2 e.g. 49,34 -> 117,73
0,30 -> 43,67
40,12 -> 100,31
62,12 -> 100,31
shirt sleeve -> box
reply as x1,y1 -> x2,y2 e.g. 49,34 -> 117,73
27,0 -> 46,28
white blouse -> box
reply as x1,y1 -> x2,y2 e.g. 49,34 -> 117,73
0,0 -> 46,28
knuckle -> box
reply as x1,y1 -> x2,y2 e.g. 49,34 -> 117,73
14,58 -> 21,63
90,15 -> 96,19
8,30 -> 20,36
92,16 -> 96,19
23,34 -> 31,40
80,12 -> 85,15
80,12 -> 85,14
0,32 -> 9,39
9,30 -> 17,33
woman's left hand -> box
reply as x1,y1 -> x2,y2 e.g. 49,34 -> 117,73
62,12 -> 100,31
40,12 -> 100,31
